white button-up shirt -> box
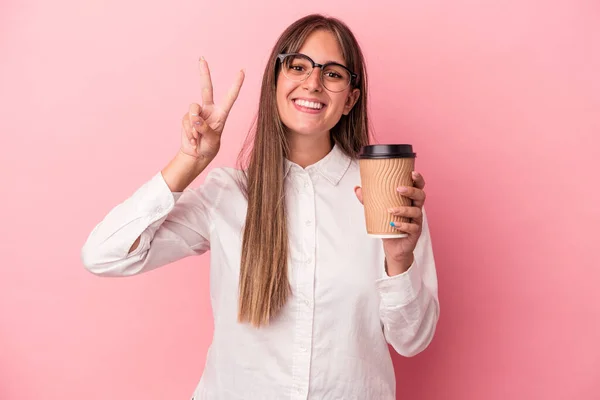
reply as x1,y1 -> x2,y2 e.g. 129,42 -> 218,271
81,144 -> 440,400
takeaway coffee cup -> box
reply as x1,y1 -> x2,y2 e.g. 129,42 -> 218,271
358,144 -> 416,238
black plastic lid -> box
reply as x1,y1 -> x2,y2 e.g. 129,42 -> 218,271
359,144 -> 416,159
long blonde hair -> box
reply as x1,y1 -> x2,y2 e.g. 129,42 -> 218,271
236,14 -> 370,327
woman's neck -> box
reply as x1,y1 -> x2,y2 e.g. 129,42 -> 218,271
286,131 -> 333,168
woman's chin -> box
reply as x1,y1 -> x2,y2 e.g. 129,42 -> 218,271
285,125 -> 331,138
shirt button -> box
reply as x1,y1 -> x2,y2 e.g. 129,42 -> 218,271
304,181 -> 309,188
304,299 -> 311,307
305,257 -> 312,264
305,220 -> 312,226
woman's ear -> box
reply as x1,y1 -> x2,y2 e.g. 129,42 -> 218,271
343,88 -> 361,115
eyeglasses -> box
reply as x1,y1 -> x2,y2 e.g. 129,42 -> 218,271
276,53 -> 357,93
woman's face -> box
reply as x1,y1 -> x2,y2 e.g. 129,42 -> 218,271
276,30 -> 360,140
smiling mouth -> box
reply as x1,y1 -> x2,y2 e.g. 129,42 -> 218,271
293,99 -> 326,111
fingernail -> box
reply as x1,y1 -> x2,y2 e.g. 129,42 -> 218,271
199,56 -> 205,61
387,208 -> 394,213
390,222 -> 396,227
195,121 -> 201,125
397,187 -> 408,193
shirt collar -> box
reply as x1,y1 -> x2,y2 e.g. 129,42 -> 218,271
284,143 -> 352,185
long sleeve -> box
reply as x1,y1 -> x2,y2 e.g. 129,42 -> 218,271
81,170 -> 223,277
375,207 -> 440,357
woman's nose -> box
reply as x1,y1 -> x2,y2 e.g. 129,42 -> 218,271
303,68 -> 323,92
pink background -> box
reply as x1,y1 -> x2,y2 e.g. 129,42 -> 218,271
1,0 -> 598,399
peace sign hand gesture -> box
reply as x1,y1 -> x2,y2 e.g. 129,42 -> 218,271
180,57 -> 245,161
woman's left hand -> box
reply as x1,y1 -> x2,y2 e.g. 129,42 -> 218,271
354,171 -> 426,275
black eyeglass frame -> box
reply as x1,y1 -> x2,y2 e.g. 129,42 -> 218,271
276,53 -> 358,92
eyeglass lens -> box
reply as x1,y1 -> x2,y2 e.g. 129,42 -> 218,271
281,54 -> 351,92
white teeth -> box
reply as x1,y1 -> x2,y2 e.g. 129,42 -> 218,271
295,99 -> 323,110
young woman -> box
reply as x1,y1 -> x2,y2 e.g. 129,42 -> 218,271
82,14 -> 439,400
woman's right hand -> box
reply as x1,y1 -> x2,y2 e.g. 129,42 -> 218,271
180,57 -> 245,161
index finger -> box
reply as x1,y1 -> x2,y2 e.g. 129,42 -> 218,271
199,57 -> 214,105
221,69 -> 245,114
412,171 -> 426,189
397,186 -> 426,207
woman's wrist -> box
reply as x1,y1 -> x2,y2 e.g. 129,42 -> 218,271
161,150 -> 212,192
385,254 -> 414,276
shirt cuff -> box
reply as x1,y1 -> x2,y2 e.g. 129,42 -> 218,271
375,259 -> 423,308
121,172 -> 181,256
154,171 -> 184,202
128,172 -> 177,217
